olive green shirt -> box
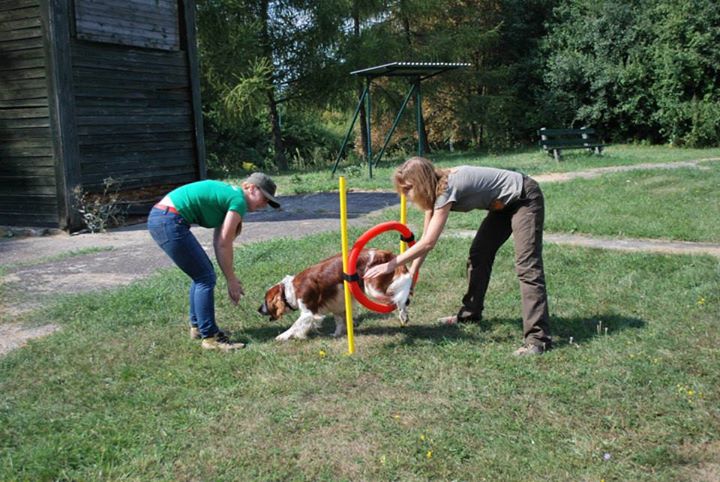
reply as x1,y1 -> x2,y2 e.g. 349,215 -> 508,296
435,166 -> 524,212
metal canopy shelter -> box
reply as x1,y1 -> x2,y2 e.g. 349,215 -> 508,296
331,62 -> 471,178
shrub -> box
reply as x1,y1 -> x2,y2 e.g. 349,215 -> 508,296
71,178 -> 125,233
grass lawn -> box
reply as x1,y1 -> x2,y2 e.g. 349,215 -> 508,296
1,230 -> 718,480
544,163 -> 720,243
371,159 -> 720,243
227,144 -> 720,195
2,145 -> 720,480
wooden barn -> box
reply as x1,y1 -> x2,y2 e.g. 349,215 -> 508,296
0,0 -> 206,229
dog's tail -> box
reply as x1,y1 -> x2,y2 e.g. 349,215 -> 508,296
388,272 -> 412,308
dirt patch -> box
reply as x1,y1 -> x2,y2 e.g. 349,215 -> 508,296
448,231 -> 720,257
543,233 -> 720,257
676,440 -> 720,482
534,158 -> 720,183
0,322 -> 59,356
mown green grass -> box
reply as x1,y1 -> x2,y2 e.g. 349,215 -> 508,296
1,230 -> 718,480
544,163 -> 720,242
372,160 -> 720,243
229,144 -> 720,195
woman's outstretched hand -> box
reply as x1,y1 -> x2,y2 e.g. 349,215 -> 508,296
227,278 -> 245,305
363,258 -> 396,280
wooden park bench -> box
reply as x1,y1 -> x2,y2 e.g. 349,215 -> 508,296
538,127 -> 605,161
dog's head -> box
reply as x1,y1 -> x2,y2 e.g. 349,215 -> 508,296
258,283 -> 289,321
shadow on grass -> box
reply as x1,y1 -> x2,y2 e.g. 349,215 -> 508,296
241,312 -> 483,345
480,312 -> 646,347
240,312 -> 646,348
240,324 -> 290,343
358,323 -> 483,345
547,313 -> 646,345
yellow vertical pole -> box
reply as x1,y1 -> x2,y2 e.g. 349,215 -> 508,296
399,193 -> 407,253
339,176 -> 355,354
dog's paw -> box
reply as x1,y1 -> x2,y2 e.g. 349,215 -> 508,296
399,309 -> 410,326
276,330 -> 310,341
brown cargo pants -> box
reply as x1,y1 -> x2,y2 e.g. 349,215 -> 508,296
461,176 -> 552,347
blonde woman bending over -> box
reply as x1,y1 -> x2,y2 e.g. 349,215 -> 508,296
364,157 -> 552,356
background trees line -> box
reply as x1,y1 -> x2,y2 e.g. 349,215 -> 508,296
195,0 -> 720,171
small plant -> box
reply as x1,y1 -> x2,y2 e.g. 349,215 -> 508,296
343,164 -> 364,178
290,148 -> 306,170
241,161 -> 257,172
71,177 -> 125,233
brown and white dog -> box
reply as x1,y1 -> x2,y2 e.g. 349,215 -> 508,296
258,249 -> 412,341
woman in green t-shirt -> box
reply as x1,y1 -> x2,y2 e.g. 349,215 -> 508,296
148,173 -> 280,352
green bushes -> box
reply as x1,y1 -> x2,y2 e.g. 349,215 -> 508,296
541,0 -> 720,147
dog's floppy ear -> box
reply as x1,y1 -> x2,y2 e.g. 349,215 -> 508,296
260,284 -> 288,320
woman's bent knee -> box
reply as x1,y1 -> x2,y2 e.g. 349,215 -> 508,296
194,270 -> 217,287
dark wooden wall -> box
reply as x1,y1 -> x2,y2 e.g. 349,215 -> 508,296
0,0 -> 58,226
74,0 -> 180,51
72,42 -> 199,190
0,0 -> 204,228
70,0 -> 201,191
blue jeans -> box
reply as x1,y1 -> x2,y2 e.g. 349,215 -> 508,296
147,207 -> 219,338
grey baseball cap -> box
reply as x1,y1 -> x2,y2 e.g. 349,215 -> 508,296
246,172 -> 280,209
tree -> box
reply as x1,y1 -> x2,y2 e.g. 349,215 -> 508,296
647,0 -> 720,146
197,0 -> 351,171
541,0 -> 720,146
375,0 -> 554,149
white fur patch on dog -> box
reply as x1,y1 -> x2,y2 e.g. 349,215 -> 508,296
281,275 -> 297,309
389,272 -> 412,308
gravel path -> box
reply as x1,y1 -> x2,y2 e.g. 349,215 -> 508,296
448,231 -> 720,257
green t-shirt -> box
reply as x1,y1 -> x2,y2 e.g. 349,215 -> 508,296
168,180 -> 247,228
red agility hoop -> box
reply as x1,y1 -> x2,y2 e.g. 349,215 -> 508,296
346,221 -> 418,313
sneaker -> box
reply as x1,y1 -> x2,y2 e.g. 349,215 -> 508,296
201,331 -> 245,351
512,343 -> 546,356
191,327 -> 229,340
438,309 -> 481,326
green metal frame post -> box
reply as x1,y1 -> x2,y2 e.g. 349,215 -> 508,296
415,77 -> 424,156
333,62 -> 470,179
365,77 -> 373,178
372,83 -> 417,168
330,84 -> 369,176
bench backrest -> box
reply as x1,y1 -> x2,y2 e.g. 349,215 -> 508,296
538,127 -> 601,148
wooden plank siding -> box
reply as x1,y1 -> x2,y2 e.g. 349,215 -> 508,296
74,0 -> 180,51
1,0 -> 203,229
0,0 -> 58,226
70,41 -> 198,190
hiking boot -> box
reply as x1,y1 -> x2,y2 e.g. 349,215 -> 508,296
201,331 -> 245,351
513,343 -> 546,357
438,309 -> 481,326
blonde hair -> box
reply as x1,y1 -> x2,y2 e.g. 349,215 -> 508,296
393,157 -> 449,210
